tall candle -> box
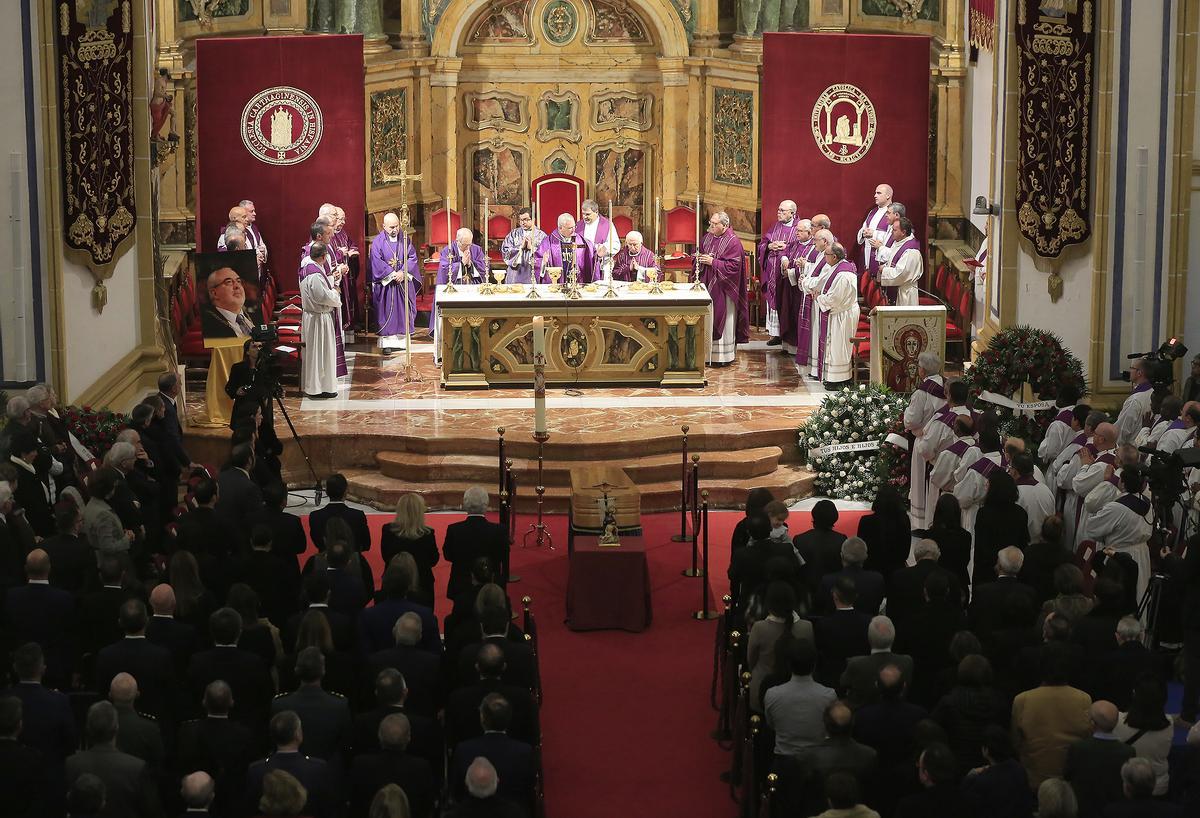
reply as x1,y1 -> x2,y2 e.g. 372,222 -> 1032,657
654,196 -> 660,254
533,316 -> 547,435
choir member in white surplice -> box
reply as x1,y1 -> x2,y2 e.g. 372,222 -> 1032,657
1159,403 -> 1200,455
1078,446 -> 1144,541
370,212 -> 420,351
217,206 -> 251,251
698,211 -> 749,366
501,207 -> 548,285
879,217 -> 923,307
1012,453 -> 1056,544
953,429 -> 1003,540
1069,422 -> 1120,548
916,382 -> 972,526
241,199 -> 268,264
927,415 -> 978,527
796,226 -> 835,376
1089,468 -> 1154,606
300,242 -> 343,399
813,243 -> 859,386
870,202 -> 906,266
758,199 -> 797,346
904,351 -> 946,520
1038,386 -> 1082,467
299,219 -> 336,279
1116,359 -> 1156,446
579,199 -> 621,266
857,183 -> 893,279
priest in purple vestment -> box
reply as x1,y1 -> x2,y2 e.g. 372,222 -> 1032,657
330,206 -> 360,330
777,218 -> 814,357
431,228 -> 488,365
757,200 -> 797,347
579,199 -> 620,260
500,207 -> 548,284
795,227 -> 835,372
536,214 -> 594,284
299,218 -> 336,278
610,231 -> 658,282
698,211 -> 749,366
370,212 -> 420,349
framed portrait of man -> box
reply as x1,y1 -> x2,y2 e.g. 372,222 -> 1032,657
196,250 -> 261,348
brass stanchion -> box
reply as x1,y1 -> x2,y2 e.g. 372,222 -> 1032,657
497,427 -> 506,498
693,491 -> 719,619
671,424 -> 691,542
522,431 -> 553,549
682,454 -> 702,577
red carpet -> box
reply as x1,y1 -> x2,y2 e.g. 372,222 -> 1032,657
305,508 -> 866,818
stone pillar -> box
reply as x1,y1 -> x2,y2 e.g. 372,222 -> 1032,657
659,59 -> 689,209
692,0 -> 721,54
334,0 -> 390,54
398,0 -> 430,57
930,2 -> 966,218
429,59 -> 462,212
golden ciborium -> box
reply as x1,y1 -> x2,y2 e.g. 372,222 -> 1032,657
493,269 -> 507,293
647,265 -> 665,295
548,267 -> 563,292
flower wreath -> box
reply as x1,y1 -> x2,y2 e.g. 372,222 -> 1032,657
798,384 -> 909,501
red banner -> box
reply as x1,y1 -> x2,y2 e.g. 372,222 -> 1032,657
762,33 -> 930,257
196,35 -> 366,292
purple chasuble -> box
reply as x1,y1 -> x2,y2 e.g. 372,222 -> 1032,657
610,246 -> 657,281
793,244 -> 824,366
370,230 -> 420,336
700,229 -> 749,343
536,233 -> 594,283
757,220 -> 794,311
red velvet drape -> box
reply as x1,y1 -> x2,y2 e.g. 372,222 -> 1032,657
762,33 -> 930,255
196,35 -> 366,293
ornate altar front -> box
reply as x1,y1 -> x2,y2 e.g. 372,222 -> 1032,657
436,284 -> 712,389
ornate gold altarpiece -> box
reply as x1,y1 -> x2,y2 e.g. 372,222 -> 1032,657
436,284 -> 712,389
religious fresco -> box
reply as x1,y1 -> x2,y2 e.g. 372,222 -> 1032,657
593,145 -> 647,227
470,144 -> 526,205
370,88 -> 407,189
463,92 -> 529,132
542,0 -> 580,45
467,0 -> 534,43
178,0 -> 249,22
544,148 -> 576,175
591,92 -> 654,132
712,88 -> 754,187
585,0 -> 650,42
860,0 -> 939,22
537,91 -> 581,142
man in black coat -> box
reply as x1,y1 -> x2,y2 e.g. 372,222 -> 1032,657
819,537 -> 885,616
179,771 -> 217,818
1063,700 -> 1136,818
3,643 -> 77,766
0,696 -> 52,818
186,607 -> 273,726
894,571 -> 967,707
813,576 -> 871,688
794,701 -> 878,815
448,757 -> 527,818
270,647 -> 352,765
176,681 -> 255,818
79,557 -> 143,659
156,371 -> 194,470
4,549 -> 76,689
349,713 -> 436,818
443,486 -> 509,599
244,710 -> 336,818
108,673 -> 164,772
1091,616 -> 1160,710
173,478 -> 245,594
1102,756 -> 1185,817
283,572 -> 355,653
39,501 -> 93,596
449,694 -> 535,813
366,611 -> 443,718
969,545 -> 1038,634
65,701 -> 159,818
887,539 -> 962,625
839,615 -> 914,710
246,481 -> 309,560
308,473 -> 371,554
214,443 -> 263,529
447,643 -> 539,746
94,599 -> 174,720
145,583 -> 197,679
8,432 -> 54,537
793,499 -> 847,593
233,523 -> 302,628
353,668 -> 444,786
894,742 -> 966,818
456,606 -> 536,689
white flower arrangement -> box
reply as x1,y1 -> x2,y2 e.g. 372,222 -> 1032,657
797,384 -> 908,501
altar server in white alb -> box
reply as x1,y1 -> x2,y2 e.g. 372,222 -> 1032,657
878,217 -> 923,306
1038,386 -> 1082,467
857,183 -> 894,279
1077,445 -> 1143,542
915,380 -> 972,525
1115,358 -> 1156,446
813,243 -> 860,386
1088,467 -> 1154,606
1011,453 -> 1056,544
1158,402 -> 1200,456
903,351 -> 946,520
927,415 -> 978,526
1054,410 -> 1105,545
300,242 -> 343,399
953,428 -> 1003,538
1069,421 -> 1120,547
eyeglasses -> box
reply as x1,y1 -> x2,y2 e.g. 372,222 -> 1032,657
211,277 -> 241,290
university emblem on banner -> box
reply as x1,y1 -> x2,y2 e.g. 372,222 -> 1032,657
241,86 -> 323,166
810,84 -> 877,165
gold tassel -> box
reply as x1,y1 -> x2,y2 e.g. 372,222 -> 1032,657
91,281 -> 108,312
1047,271 -> 1063,302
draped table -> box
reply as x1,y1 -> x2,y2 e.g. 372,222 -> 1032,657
565,536 -> 653,633
436,283 -> 713,389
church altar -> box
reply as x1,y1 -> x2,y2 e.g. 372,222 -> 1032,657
436,283 -> 712,389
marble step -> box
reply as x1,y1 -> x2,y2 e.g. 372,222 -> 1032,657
343,464 -> 815,514
374,446 -> 785,487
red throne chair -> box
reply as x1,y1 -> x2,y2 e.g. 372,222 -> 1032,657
662,204 -> 699,281
485,212 -> 512,263
612,213 -> 635,239
422,207 -> 462,311
531,173 -> 585,236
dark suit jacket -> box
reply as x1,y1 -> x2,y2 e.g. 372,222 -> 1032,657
857,512 -> 911,580
1091,641 -> 1160,710
114,704 -> 164,770
840,651 -> 914,710
186,645 -> 273,724
348,749 -> 436,818
157,393 -> 191,467
380,527 -> 439,596
3,582 -> 76,684
1064,735 -> 1136,818
200,302 -> 250,340
173,506 -> 246,594
352,705 -> 443,785
728,539 -> 801,607
960,759 -> 1035,818
246,505 -> 309,558
79,585 -> 142,658
793,528 -> 847,591
95,637 -> 175,719
12,466 -> 53,537
819,566 -> 885,616
358,597 -> 440,656
232,549 -> 302,627
2,682 -> 76,764
968,576 -> 1037,635
270,685 -> 352,763
888,560 -> 962,624
972,504 -> 1030,586
1020,541 -> 1071,604
309,501 -> 371,553
446,678 -> 540,746
443,516 -> 509,599
814,608 -> 871,687
366,644 -> 442,717
39,533 -> 93,596
0,738 -> 50,818
146,615 -> 197,677
215,467 -> 263,529
447,796 -> 527,818
1101,799 -> 1185,818
244,751 -> 334,818
176,716 -> 256,816
450,733 -> 535,810
894,600 -> 968,707
65,745 -> 156,818
457,636 -> 536,689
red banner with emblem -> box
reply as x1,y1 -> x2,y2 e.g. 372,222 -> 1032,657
761,33 -> 930,258
196,35 -> 365,293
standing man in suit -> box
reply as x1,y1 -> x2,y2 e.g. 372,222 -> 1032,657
244,711 -> 335,818
215,444 -> 263,528
3,549 -> 76,689
309,473 -> 371,554
247,481 -> 309,560
450,694 -> 535,812
1063,700 -> 1136,818
349,713 -> 436,818
814,576 -> 872,687
0,696 -> 51,818
3,642 -> 77,767
968,546 -> 1037,634
145,584 -> 197,679
270,648 -> 352,765
65,701 -> 159,818
176,681 -> 255,817
818,538 -> 885,616
9,432 -> 54,537
887,539 -> 963,624
444,486 -> 509,599
840,616 -> 914,710
156,372 -> 198,474
94,599 -> 174,721
186,608 -> 273,727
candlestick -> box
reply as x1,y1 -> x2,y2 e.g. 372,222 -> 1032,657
654,196 -> 660,255
533,316 -> 547,436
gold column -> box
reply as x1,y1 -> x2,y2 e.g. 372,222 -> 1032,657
930,4 -> 967,218
398,0 -> 430,57
1165,0 -> 1198,370
684,63 -> 705,206
429,59 -> 462,213
659,58 -> 689,208
692,0 -> 721,54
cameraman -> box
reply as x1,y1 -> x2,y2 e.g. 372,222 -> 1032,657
1116,358 -> 1156,446
225,340 -> 282,473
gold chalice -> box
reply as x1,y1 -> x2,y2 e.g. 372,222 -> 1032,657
548,267 -> 563,292
647,266 -> 664,294
493,269 -> 507,292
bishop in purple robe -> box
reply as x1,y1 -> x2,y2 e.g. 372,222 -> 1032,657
699,212 -> 749,365
370,213 -> 421,344
757,200 -> 797,345
610,231 -> 658,282
536,214 -> 594,283
500,207 -> 548,284
776,219 -> 815,356
431,229 -> 489,364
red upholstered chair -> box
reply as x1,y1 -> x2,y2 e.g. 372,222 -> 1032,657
424,207 -> 463,284
612,213 -> 635,237
662,204 -> 698,274
485,213 -> 512,262
531,173 -> 585,237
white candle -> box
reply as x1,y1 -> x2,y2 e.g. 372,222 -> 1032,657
654,196 -> 660,254
533,315 -> 547,435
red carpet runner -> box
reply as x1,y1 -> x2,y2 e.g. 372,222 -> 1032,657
324,509 -> 865,818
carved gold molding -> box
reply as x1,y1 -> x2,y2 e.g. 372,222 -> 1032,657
536,88 -> 582,143
462,90 -> 529,133
590,90 -> 654,132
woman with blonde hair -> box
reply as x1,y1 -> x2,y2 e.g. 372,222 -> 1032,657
381,493 -> 439,599
255,769 -> 308,817
367,784 -> 411,818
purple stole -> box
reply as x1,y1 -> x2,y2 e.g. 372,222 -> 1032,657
1133,382 -> 1153,395
918,377 -> 946,400
1054,407 -> 1075,424
815,261 -> 856,380
935,405 -> 962,428
1115,493 -> 1151,517
317,269 -> 348,377
969,451 -> 1005,478
1016,475 -> 1039,487
1073,450 -> 1115,530
298,258 -> 330,282
793,244 -> 823,365
757,220 -> 794,310
864,207 -> 890,275
1167,420 -> 1187,431
947,440 -> 974,458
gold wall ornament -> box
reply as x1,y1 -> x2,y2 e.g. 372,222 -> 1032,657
712,87 -> 754,187
463,90 -> 530,133
536,89 -> 582,143
466,0 -> 534,44
810,83 -> 877,165
186,0 -> 227,27
590,91 -> 654,133
887,0 -> 927,23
